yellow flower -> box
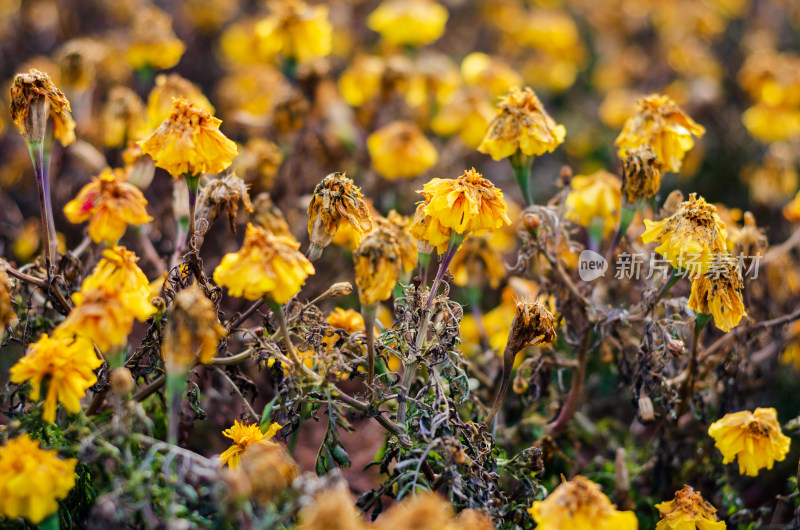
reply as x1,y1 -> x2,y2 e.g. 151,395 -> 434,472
63,168 -> 152,245
449,236 -> 507,289
367,121 -> 438,180
234,138 -> 284,191
688,258 -> 746,332
255,0 -> 332,64
367,0 -> 448,47
784,190 -> 800,223
372,492 -> 455,530
162,285 -> 226,370
100,86 -> 148,148
461,52 -> 523,97
0,265 -> 16,327
298,484 -> 365,530
565,170 -> 622,236
252,193 -> 292,237
615,94 -> 706,173
214,223 -> 315,302
10,332 -> 102,422
146,73 -> 215,131
781,321 -> 800,370
338,54 -> 385,107
0,435 -> 77,524
326,307 -> 365,338
308,172 -> 373,256
744,144 -> 798,207
641,194 -> 728,277
223,441 -> 297,503
431,88 -> 496,149
478,86 -> 566,161
528,475 -> 638,530
125,6 -> 185,70
219,420 -> 282,468
621,144 -> 663,203
655,485 -> 726,530
708,407 -> 791,476
375,210 -> 418,274
139,97 -> 238,178
598,89 -> 640,129
59,288 -> 142,351
9,69 -> 76,146
215,65 -> 289,122
354,227 -> 402,306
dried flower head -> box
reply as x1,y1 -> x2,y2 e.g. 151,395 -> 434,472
528,475 -> 638,530
615,94 -> 705,173
125,6 -> 185,70
507,300 -> 557,354
10,332 -> 102,422
163,285 -> 226,370
199,173 -> 253,233
101,86 -> 148,148
0,435 -> 77,524
622,144 -> 663,203
255,0 -> 332,64
688,257 -> 746,332
375,210 -> 418,274
63,167 -> 153,245
59,287 -> 145,351
146,73 -> 215,131
708,407 -> 791,476
354,227 -> 402,306
233,138 -> 283,190
297,484 -> 365,530
409,200 -> 451,254
655,485 -> 725,530
565,170 -> 622,237
213,223 -> 315,302
367,0 -> 448,47
0,264 -> 16,327
455,508 -> 496,530
224,437 -> 297,504
372,493 -> 455,530
139,97 -> 238,178
307,172 -> 373,257
219,420 -> 282,468
478,86 -> 566,161
367,121 -> 438,180
251,193 -> 292,237
9,69 -> 75,145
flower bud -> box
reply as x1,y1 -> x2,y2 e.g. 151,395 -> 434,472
109,367 -> 135,396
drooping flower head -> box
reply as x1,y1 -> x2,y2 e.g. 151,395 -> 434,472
139,97 -> 238,178
307,172 -> 374,256
621,144 -> 663,203
162,285 -> 226,371
255,0 -> 332,65
375,210 -> 418,274
214,223 -> 315,302
219,420 -> 282,468
9,69 -> 76,145
478,86 -> 566,161
615,94 -> 705,173
367,121 -> 438,180
63,167 -> 153,245
688,258 -> 746,332
564,170 -> 622,237
59,288 -> 144,351
408,201 -> 451,254
0,435 -> 77,524
708,407 -> 791,476
528,475 -> 638,530
367,0 -> 449,47
10,332 -> 102,422
146,74 -> 215,131
641,193 -> 728,277
101,86 -> 149,148
125,6 -> 185,71
655,485 -> 725,530
354,227 -> 402,306
507,300 -> 557,354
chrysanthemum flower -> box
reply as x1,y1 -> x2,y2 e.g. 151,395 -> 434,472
431,87 -> 495,149
146,74 -> 215,132
9,69 -> 76,146
449,236 -> 506,289
125,6 -> 185,71
565,170 -> 622,237
326,307 -> 366,345
372,493 -> 455,530
622,144 -> 662,203
0,435 -> 77,524
461,52 -> 523,97
139,97 -> 238,179
59,288 -> 143,351
255,0 -> 332,65
307,172 -> 373,259
214,223 -> 315,303
408,201 -> 452,254
367,0 -> 448,47
234,138 -> 284,191
219,420 -> 282,468
528,475 -> 638,530
338,54 -> 385,107
375,210 -> 418,274
63,167 -> 152,245
297,484 -> 364,530
641,194 -> 728,277
478,86 -> 565,161
10,332 -> 102,422
615,94 -> 705,173
708,407 -> 790,476
655,485 -> 725,530
688,258 -> 746,332
354,227 -> 402,307
223,440 -> 297,504
162,285 -> 226,370
367,121 -> 438,180
101,86 -> 148,148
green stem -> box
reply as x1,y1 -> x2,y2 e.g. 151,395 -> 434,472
510,151 -> 534,206
362,304 -> 377,394
28,141 -> 56,272
185,174 -> 200,253
166,372 -> 186,445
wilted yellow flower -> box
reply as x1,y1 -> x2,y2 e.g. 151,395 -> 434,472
214,223 -> 315,303
297,484 -> 365,530
621,145 -> 662,203
375,210 -> 418,274
615,94 -> 706,173
431,88 -> 495,148
744,144 -> 798,206
9,68 -> 75,145
146,73 -> 215,131
251,193 -> 292,237
0,264 -> 16,326
655,485 -> 725,530
10,332 -> 102,422
784,191 -> 800,223
408,201 -> 451,254
449,236 -> 507,289
63,167 -> 152,245
307,172 -> 373,257
565,170 -> 622,237
367,121 -> 438,180
224,440 -> 297,504
708,407 -> 791,476
367,0 -> 448,47
327,307 -> 365,336
641,194 -> 727,277
739,50 -> 800,143
354,227 -> 402,306
528,475 -> 638,530
0,435 -> 77,524
234,138 -> 284,191
219,420 -> 282,468
478,86 -> 566,161
338,54 -> 385,107
139,97 -> 238,178
372,492 -> 455,530
125,6 -> 185,70
461,52 -> 523,97
255,0 -> 332,65
59,288 -> 143,351
100,85 -> 148,148
688,258 -> 746,332
162,285 -> 226,370
215,65 -> 289,124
